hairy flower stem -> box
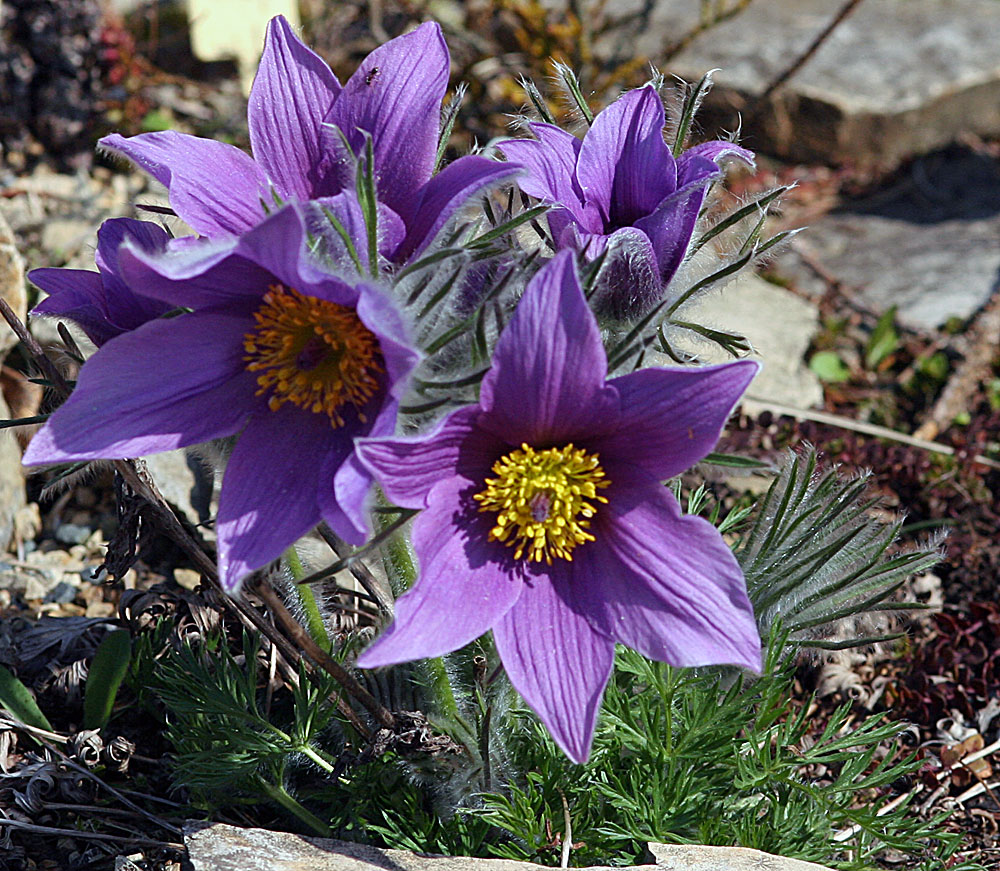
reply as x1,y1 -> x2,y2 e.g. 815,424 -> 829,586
258,778 -> 331,837
375,505 -> 467,732
284,546 -> 332,652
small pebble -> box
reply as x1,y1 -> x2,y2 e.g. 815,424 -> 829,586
82,566 -> 108,585
55,524 -> 93,546
174,568 -> 201,590
43,581 -> 78,604
13,504 -> 42,541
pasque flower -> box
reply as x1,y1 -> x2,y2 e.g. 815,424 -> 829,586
100,16 -> 518,264
355,250 -> 761,762
24,206 -> 419,590
30,218 -> 173,346
499,85 -> 754,319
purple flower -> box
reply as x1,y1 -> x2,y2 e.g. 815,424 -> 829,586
23,206 -> 419,591
499,85 -> 754,319
354,250 -> 761,762
29,218 -> 174,346
99,17 -> 518,264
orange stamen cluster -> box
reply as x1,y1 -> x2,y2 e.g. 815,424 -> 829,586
243,284 -> 383,427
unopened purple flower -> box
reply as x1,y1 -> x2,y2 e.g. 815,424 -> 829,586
355,250 -> 761,762
24,206 -> 419,590
100,17 -> 518,264
500,85 -> 754,319
30,218 -> 173,346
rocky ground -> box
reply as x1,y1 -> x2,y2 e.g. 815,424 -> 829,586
0,1 -> 998,869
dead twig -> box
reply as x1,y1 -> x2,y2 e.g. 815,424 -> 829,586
0,817 -> 182,849
745,395 -> 1000,472
254,580 -> 395,731
317,522 -> 394,618
661,0 -> 755,63
35,735 -> 184,837
914,291 -> 1000,441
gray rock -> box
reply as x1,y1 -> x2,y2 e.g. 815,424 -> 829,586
647,844 -> 834,870
665,272 -> 824,412
142,449 -> 217,531
0,208 -> 26,359
184,823 -> 835,871
603,0 -> 1000,168
773,149 -> 1000,331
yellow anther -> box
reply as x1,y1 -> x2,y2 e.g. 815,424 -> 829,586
243,284 -> 383,427
473,443 -> 610,564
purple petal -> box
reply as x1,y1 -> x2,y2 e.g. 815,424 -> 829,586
100,131 -> 269,236
588,226 -> 661,320
493,571 -> 614,763
310,194 -> 406,268
117,207 -> 308,310
94,218 -> 170,273
324,447 -> 374,546
29,269 -> 119,346
576,86 -> 675,228
633,161 -> 718,284
249,15 -> 342,200
679,141 -> 755,178
315,382 -> 399,547
324,22 -> 449,221
578,475 -> 761,672
597,360 -> 758,480
500,124 -> 596,231
479,251 -> 619,445
352,280 -> 421,396
316,282 -> 419,541
356,476 -> 523,666
356,406 -> 502,508
22,312 -> 257,464
394,155 -> 522,262
92,219 -> 174,327
216,404 -> 332,590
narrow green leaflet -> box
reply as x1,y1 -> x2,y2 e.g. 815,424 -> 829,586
84,629 -> 132,730
0,664 -> 53,733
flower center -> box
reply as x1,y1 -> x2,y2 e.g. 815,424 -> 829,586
473,443 -> 611,564
243,284 -> 384,427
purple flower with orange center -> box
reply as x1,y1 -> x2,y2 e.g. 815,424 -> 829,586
499,85 -> 754,318
29,218 -> 174,346
354,250 -> 762,762
100,16 -> 519,264
24,206 -> 419,590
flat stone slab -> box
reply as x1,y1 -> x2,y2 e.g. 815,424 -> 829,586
184,823 -> 835,871
772,148 -> 1000,331
664,272 -> 824,412
601,0 -> 1000,167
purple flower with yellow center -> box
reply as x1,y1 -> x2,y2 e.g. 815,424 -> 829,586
354,250 -> 761,762
23,206 -> 419,590
499,85 -> 754,319
100,16 -> 518,264
29,218 -> 174,346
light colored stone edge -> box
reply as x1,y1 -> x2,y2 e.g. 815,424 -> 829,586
184,822 -> 836,871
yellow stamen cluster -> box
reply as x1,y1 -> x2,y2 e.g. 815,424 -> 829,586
243,284 -> 383,427
474,443 -> 610,564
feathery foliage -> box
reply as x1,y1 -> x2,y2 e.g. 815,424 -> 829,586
735,449 -> 943,649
